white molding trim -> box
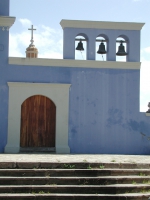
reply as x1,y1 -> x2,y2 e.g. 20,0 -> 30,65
9,57 -> 141,70
5,82 -> 71,154
0,16 -> 16,27
60,19 -> 145,31
146,113 -> 150,117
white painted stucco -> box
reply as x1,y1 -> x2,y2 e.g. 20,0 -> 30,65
5,82 -> 71,154
60,19 -> 144,30
146,113 -> 150,117
9,57 -> 141,70
0,16 -> 16,27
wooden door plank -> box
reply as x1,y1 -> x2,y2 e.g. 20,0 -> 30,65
20,95 -> 56,148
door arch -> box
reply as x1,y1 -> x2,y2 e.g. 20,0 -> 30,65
20,95 -> 56,149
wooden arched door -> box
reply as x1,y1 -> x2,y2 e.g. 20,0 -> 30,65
20,95 -> 56,150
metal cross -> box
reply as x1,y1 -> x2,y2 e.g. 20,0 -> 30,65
28,25 -> 36,45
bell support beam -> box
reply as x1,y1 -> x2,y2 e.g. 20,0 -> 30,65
87,36 -> 96,60
62,29 -> 75,59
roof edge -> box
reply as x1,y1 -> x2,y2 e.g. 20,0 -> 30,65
0,16 -> 16,27
9,57 -> 141,70
60,19 -> 145,31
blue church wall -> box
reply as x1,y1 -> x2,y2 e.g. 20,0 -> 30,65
0,29 -> 9,64
0,0 -> 9,16
0,61 -> 150,154
68,68 -> 150,154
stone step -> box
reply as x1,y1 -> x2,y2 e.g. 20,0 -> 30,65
0,184 -> 150,194
0,193 -> 150,200
1,169 -> 150,177
0,176 -> 150,185
1,162 -> 150,169
0,160 -> 150,199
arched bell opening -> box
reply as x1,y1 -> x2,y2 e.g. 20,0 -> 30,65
116,36 -> 128,62
75,34 -> 87,60
96,35 -> 108,61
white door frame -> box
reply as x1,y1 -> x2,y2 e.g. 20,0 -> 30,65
5,82 -> 71,154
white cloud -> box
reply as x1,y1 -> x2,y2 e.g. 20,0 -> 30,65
9,33 -> 25,57
19,18 -> 32,27
9,18 -> 63,58
142,46 -> 150,53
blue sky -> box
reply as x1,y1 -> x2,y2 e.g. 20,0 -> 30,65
9,0 -> 150,111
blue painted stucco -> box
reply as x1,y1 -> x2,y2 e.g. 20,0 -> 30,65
0,1 -> 150,154
0,0 -> 9,16
63,27 -> 140,62
1,64 -> 150,154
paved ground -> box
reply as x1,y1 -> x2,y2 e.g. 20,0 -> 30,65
0,154 -> 150,163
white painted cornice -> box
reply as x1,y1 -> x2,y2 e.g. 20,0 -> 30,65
7,82 -> 71,88
146,113 -> 150,117
9,57 -> 141,70
0,16 -> 16,27
60,19 -> 145,31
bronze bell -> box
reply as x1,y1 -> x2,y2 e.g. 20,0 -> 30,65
116,41 -> 127,56
97,42 -> 107,54
76,40 -> 84,51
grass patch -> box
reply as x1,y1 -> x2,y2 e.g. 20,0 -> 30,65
132,180 -> 136,184
83,159 -> 87,162
38,191 -> 45,194
99,165 -> 105,169
139,172 -> 146,176
63,164 -> 76,169
87,165 -> 92,169
140,188 -> 150,193
143,180 -> 150,184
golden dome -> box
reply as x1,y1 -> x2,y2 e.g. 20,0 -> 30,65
26,44 -> 38,58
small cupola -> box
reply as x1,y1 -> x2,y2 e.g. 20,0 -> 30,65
26,25 -> 38,58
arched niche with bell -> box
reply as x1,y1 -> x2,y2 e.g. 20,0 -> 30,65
96,34 -> 108,61
75,34 -> 88,60
60,19 -> 144,62
116,35 -> 128,62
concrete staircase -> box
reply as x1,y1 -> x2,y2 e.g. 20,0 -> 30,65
0,161 -> 150,199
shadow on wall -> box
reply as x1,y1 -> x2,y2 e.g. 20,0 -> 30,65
128,119 -> 150,140
107,109 -> 123,127
106,108 -> 150,140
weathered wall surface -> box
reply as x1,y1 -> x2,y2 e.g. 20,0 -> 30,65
0,61 -> 150,154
